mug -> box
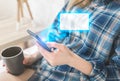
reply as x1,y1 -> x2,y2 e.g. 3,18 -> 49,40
1,46 -> 25,75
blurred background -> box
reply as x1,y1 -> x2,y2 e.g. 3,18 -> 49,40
0,0 -> 67,59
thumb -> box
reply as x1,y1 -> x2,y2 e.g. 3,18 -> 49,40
23,59 -> 27,64
23,56 -> 29,65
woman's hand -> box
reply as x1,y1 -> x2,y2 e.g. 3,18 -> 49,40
37,42 -> 75,66
37,42 -> 92,75
23,45 -> 43,65
23,55 -> 36,65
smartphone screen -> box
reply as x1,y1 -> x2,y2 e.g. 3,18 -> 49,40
27,29 -> 52,52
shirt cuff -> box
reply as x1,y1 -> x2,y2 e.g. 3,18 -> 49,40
112,55 -> 120,69
88,60 -> 105,77
89,61 -> 96,76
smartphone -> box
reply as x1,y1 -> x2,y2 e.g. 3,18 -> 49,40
27,29 -> 52,52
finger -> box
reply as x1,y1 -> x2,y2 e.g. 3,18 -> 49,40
23,59 -> 27,65
23,56 -> 30,64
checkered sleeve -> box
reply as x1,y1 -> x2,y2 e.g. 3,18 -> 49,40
88,59 -> 107,81
111,35 -> 120,69
105,34 -> 120,81
82,6 -> 120,80
87,26 -> 120,81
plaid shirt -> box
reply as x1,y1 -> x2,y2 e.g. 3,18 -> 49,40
28,0 -> 120,81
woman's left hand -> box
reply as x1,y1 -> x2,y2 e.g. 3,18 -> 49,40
37,42 -> 75,66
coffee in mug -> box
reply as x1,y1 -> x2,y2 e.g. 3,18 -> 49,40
1,46 -> 25,75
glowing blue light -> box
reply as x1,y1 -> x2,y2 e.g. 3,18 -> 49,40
60,13 -> 90,31
42,9 -> 91,42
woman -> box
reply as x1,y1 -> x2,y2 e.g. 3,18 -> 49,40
24,0 -> 120,81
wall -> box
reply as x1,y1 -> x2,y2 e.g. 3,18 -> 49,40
0,0 -> 16,20
27,0 -> 66,27
0,0 -> 66,27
